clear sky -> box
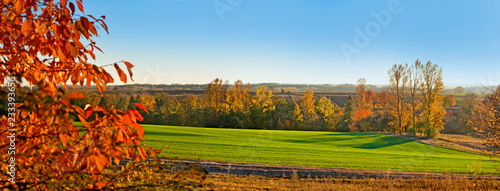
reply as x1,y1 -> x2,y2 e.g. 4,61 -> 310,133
83,0 -> 500,87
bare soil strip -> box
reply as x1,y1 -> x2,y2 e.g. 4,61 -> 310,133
149,158 -> 500,180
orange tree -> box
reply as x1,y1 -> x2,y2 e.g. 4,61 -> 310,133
476,85 -> 500,156
0,0 -> 165,189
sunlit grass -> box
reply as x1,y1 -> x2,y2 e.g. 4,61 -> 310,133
140,125 -> 500,174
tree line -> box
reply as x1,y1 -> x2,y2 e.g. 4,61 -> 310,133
71,60 -> 486,138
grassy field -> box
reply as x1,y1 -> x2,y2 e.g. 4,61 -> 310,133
143,125 -> 500,174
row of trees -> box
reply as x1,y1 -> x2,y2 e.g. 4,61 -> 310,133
352,60 -> 481,137
72,60 -> 486,138
74,79 -> 344,131
364,60 -> 447,137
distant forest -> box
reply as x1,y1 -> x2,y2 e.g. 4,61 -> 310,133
75,82 -> 490,95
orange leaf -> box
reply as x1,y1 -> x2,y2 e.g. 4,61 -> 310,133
137,124 -> 144,140
114,63 -> 127,83
138,147 -> 147,160
135,103 -> 148,113
14,0 -> 22,12
96,82 -> 103,94
61,99 -> 71,108
77,0 -> 84,13
77,114 -> 89,127
72,105 -> 85,116
95,181 -> 107,188
145,145 -> 156,157
116,130 -> 124,143
60,0 -> 67,8
124,61 -> 134,81
86,107 -> 93,118
68,92 -> 84,99
59,134 -> 68,146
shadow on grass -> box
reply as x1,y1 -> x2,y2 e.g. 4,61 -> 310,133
279,133 -> 381,145
354,136 -> 413,149
279,133 -> 414,149
145,131 -> 213,138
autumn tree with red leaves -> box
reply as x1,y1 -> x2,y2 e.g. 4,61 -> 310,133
0,0 -> 162,189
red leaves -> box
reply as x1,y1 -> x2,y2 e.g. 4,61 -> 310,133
69,2 -> 75,14
86,106 -> 93,118
135,103 -> 148,113
0,0 -> 147,188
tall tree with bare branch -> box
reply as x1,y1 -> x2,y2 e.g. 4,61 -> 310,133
407,60 -> 422,136
388,63 -> 410,133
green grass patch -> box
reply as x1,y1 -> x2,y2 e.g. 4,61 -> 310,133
142,125 -> 500,174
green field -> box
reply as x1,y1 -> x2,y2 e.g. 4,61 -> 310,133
143,125 -> 500,174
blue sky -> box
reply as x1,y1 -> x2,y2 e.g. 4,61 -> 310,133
83,0 -> 500,86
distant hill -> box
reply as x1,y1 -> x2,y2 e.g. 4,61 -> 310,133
69,83 -> 496,96
63,83 -> 495,108
88,83 -> 387,92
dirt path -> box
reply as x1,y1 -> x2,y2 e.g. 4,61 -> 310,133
138,158 -> 500,180
379,133 -> 496,157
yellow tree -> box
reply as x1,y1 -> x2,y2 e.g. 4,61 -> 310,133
356,78 -> 367,110
443,94 -> 456,109
0,0 -> 158,189
251,86 -> 275,129
316,97 -> 340,131
228,80 -> 251,112
388,63 -> 410,133
227,80 -> 251,128
204,78 -> 228,127
292,103 -> 304,130
300,90 -> 318,129
420,61 -> 445,138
